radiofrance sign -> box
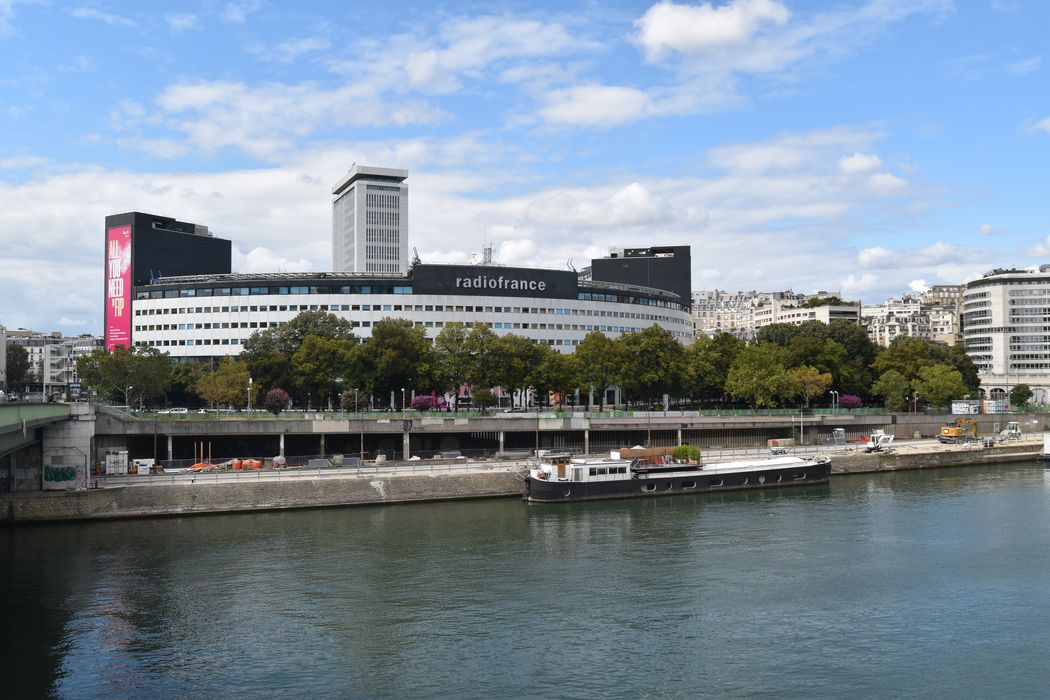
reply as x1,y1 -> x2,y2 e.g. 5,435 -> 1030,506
455,274 -> 547,291
105,225 -> 132,351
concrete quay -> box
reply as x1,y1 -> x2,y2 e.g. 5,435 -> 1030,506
1,439 -> 1043,523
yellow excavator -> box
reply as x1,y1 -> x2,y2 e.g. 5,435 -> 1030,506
939,418 -> 978,444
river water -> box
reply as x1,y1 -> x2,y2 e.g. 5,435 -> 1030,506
4,462 -> 1050,698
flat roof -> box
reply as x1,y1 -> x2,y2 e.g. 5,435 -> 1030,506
331,165 -> 409,196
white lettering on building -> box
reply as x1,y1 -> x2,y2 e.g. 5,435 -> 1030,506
455,275 -> 548,292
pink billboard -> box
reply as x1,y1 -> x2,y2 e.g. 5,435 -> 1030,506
105,225 -> 132,351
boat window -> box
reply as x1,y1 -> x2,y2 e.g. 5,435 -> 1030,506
682,480 -> 696,489
777,475 -> 783,482
794,472 -> 806,480
664,482 -> 672,490
742,477 -> 748,485
597,468 -> 607,475
589,468 -> 596,476
710,479 -> 723,487
641,483 -> 656,492
758,476 -> 765,484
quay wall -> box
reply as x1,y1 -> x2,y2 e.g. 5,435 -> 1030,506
2,443 -> 1043,524
1,471 -> 522,523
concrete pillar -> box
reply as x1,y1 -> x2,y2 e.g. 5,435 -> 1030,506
584,429 -> 589,455
403,430 -> 411,460
167,434 -> 173,462
320,433 -> 325,457
279,433 -> 285,457
677,428 -> 682,446
499,430 -> 505,455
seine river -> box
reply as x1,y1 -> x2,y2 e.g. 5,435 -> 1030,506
5,462 -> 1050,698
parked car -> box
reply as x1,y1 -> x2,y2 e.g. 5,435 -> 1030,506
158,407 -> 188,415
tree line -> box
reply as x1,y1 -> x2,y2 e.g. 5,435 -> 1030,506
74,311 -> 982,412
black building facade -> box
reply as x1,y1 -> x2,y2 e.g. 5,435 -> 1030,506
589,246 -> 692,310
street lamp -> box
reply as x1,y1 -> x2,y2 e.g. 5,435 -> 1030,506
125,385 -> 133,408
830,390 -> 839,412
402,387 -> 406,412
247,377 -> 253,413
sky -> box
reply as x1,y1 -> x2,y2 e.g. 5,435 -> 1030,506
1,0 -> 1048,334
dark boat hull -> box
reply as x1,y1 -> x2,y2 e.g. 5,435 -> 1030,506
524,461 -> 831,503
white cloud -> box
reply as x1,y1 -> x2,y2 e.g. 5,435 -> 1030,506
857,246 -> 899,269
220,1 -> 263,24
868,172 -> 907,194
635,0 -> 791,62
979,223 -> 995,235
1033,117 -> 1050,134
165,13 -> 198,33
841,273 -> 880,295
56,317 -> 87,327
990,1 -> 1019,12
1005,56 -> 1041,76
234,247 -> 314,273
908,279 -> 929,293
538,85 -> 652,127
1029,236 -> 1050,257
71,7 -> 136,27
838,152 -> 882,175
251,36 -> 332,63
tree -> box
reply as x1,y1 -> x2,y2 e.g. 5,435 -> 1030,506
292,335 -> 358,408
684,332 -> 744,403
194,357 -> 250,409
911,363 -> 968,408
5,344 -> 31,388
725,344 -> 789,409
240,311 -> 356,403
491,334 -> 546,399
1010,383 -> 1033,407
531,347 -> 578,408
263,388 -> 290,416
356,318 -> 436,402
617,325 -> 686,407
574,331 -> 623,409
76,345 -> 173,406
434,322 -> 473,398
788,365 -> 833,407
871,369 -> 911,412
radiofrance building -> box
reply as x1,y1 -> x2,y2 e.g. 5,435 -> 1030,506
107,167 -> 693,361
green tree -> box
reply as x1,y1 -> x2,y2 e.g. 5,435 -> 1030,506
788,365 -> 833,407
1010,383 -> 1033,407
531,346 -> 578,408
433,322 -> 473,398
725,344 -> 789,409
5,344 -> 31,388
76,345 -> 173,406
617,325 -> 686,407
684,332 -> 745,402
871,369 -> 912,412
194,357 -> 250,409
292,335 -> 358,408
240,311 -> 356,403
462,324 -> 501,396
357,318 -> 436,404
574,330 -> 623,409
911,363 -> 968,408
492,334 -> 546,399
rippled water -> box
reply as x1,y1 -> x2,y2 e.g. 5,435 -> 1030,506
4,463 -> 1050,698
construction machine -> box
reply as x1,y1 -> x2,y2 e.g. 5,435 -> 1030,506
999,421 -> 1022,441
939,418 -> 978,444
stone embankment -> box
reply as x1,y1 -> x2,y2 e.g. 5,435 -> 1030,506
1,441 -> 1043,523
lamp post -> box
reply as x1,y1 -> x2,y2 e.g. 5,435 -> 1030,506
830,390 -> 839,412
402,387 -> 406,412
355,388 -> 363,462
125,385 -> 133,408
247,377 -> 253,413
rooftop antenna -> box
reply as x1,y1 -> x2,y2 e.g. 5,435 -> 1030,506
411,247 -> 421,266
567,258 -> 576,272
482,242 -> 492,265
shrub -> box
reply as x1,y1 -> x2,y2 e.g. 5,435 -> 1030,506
839,394 -> 862,409
411,395 -> 434,410
673,444 -> 701,462
263,388 -> 290,416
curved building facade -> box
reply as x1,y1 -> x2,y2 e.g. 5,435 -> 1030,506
131,262 -> 693,360
963,265 -> 1050,403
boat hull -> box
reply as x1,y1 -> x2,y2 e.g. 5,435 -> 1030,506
524,460 -> 831,503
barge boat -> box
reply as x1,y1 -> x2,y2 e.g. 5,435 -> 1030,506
524,453 -> 831,503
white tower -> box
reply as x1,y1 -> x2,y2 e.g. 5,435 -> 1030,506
331,165 -> 409,274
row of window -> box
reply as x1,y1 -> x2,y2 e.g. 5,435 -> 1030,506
136,335 -> 586,349
136,285 -> 414,300
134,302 -> 688,325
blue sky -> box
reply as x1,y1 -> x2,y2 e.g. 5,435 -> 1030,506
1,0 -> 1048,333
